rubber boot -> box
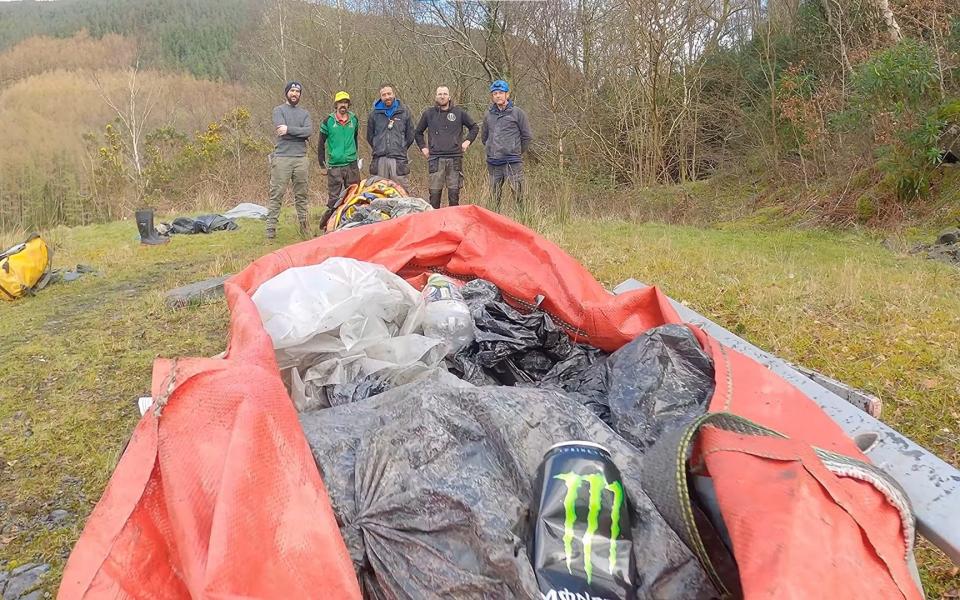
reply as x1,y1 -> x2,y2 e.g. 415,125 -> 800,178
298,217 -> 311,238
514,179 -> 526,208
428,190 -> 442,209
448,187 -> 460,207
318,207 -> 334,232
136,209 -> 169,245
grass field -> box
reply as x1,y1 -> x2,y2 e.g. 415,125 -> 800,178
1,207 -> 958,597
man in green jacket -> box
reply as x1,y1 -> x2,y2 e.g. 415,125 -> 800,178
318,91 -> 361,230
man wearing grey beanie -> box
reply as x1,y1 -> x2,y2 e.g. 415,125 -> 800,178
267,81 -> 313,239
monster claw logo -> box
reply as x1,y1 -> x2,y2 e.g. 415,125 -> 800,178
554,470 -> 625,584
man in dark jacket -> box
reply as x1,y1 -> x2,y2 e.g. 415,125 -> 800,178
318,90 -> 360,230
366,84 -> 415,193
267,81 -> 313,239
481,79 -> 533,211
415,86 -> 479,208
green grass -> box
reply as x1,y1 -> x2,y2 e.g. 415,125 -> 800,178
1,210 -> 959,597
546,220 -> 960,467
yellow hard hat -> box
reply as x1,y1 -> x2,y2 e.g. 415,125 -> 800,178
334,91 -> 351,103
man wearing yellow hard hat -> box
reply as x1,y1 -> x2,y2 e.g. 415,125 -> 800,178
318,90 -> 361,230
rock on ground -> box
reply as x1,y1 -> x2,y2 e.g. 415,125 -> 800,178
164,275 -> 230,309
911,228 -> 960,268
1,563 -> 50,600
47,509 -> 69,527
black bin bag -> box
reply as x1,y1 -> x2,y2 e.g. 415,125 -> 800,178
587,323 -> 716,450
449,278 -> 609,400
299,375 -> 719,600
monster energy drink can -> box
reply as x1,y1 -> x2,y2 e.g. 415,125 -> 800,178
531,441 -> 635,600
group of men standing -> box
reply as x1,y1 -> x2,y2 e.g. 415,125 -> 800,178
266,79 -> 533,239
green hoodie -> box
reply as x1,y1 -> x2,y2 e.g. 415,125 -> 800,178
318,111 -> 359,167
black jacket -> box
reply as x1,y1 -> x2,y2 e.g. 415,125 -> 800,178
366,100 -> 415,162
414,104 -> 480,158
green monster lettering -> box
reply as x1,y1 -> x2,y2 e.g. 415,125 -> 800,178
552,470 -> 626,584
555,473 -> 582,576
605,479 -> 624,575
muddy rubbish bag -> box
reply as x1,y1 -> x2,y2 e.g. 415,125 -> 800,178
560,324 -> 716,449
299,377 -> 717,600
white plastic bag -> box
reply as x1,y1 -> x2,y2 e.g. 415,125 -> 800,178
252,257 -> 422,357
253,257 -> 447,409
302,334 -> 445,387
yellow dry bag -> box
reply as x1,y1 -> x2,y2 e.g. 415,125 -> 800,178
0,234 -> 52,301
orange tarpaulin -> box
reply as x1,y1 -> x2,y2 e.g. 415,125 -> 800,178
60,206 -> 920,599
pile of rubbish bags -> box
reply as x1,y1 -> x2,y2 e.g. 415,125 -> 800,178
155,204 -> 269,236
252,257 -> 719,598
325,177 -> 432,232
58,206 -> 924,600
158,214 -> 239,235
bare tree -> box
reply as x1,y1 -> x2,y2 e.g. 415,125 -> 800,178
277,0 -> 288,81
254,0 -> 290,85
92,60 -> 159,198
391,0 -> 521,83
872,0 -> 902,44
515,0 -> 586,170
820,0 -> 854,75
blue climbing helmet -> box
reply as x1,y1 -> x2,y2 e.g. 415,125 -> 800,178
489,79 -> 510,93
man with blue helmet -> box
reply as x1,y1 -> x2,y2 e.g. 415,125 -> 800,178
481,79 -> 533,210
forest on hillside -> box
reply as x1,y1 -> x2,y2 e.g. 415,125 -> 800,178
0,0 -> 957,231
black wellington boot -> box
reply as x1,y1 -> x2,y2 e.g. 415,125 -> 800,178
136,209 -> 170,245
298,218 -> 312,239
428,190 -> 442,209
318,207 -> 334,232
448,188 -> 460,207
